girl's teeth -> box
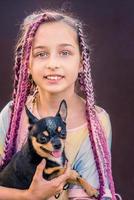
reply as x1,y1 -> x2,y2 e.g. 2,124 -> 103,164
46,76 -> 62,80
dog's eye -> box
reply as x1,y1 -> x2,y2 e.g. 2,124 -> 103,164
56,126 -> 66,139
57,126 -> 62,132
59,131 -> 66,139
37,133 -> 49,144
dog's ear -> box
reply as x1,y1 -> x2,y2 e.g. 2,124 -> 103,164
25,106 -> 39,125
56,100 -> 67,122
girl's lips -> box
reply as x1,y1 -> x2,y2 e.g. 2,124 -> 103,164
44,75 -> 64,79
43,75 -> 64,83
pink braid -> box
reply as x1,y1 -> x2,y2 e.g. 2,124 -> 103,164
77,23 -> 116,199
0,45 -> 24,168
0,14 -> 49,168
12,46 -> 22,102
77,24 -> 105,198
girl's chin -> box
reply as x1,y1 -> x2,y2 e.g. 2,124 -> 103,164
37,82 -> 75,95
39,87 -> 66,95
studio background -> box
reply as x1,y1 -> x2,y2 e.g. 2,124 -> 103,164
0,0 -> 133,199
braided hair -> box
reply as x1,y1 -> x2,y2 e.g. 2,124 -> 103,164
77,23 -> 116,199
0,9 -> 116,199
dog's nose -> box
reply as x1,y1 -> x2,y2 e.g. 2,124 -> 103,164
53,141 -> 62,149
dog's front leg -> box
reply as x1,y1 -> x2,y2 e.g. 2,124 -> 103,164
55,167 -> 99,198
66,169 -> 99,198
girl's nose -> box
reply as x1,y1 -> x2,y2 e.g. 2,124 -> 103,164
46,65 -> 59,70
45,55 -> 60,70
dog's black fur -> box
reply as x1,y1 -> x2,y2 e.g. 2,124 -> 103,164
0,100 -> 67,189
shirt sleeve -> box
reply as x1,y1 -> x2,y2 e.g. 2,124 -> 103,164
0,101 -> 12,159
68,109 -> 112,200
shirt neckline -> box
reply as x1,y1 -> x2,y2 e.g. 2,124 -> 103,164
67,122 -> 88,132
27,95 -> 88,133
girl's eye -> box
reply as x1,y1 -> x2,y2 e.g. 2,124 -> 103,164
34,52 -> 49,58
60,50 -> 71,56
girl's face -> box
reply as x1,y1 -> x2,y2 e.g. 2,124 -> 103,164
29,21 -> 81,95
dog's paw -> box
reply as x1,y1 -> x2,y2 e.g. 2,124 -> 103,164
86,188 -> 99,198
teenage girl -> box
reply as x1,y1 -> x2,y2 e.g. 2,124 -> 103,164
0,9 -> 122,200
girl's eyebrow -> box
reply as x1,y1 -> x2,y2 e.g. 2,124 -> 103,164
33,43 -> 75,50
59,43 -> 75,48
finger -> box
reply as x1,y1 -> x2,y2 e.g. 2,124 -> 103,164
63,161 -> 71,177
34,159 -> 46,179
52,163 -> 71,185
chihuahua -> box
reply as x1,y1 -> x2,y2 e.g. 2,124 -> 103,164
0,100 -> 99,198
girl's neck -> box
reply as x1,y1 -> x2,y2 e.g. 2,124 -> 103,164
35,89 -> 80,118
32,88 -> 87,130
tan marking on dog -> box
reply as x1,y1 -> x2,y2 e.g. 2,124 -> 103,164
43,131 -> 49,136
57,126 -> 62,132
31,137 -> 64,163
77,177 -> 99,197
31,137 -> 53,157
43,142 -> 52,150
44,166 -> 62,174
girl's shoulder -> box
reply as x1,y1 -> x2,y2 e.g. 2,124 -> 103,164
80,98 -> 111,139
94,105 -> 111,124
0,101 -> 13,133
94,105 -> 108,115
94,105 -> 112,147
0,101 -> 13,119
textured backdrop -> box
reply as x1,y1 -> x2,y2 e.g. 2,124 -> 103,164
0,1 -> 133,199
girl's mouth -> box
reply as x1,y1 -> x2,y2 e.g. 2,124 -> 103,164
43,75 -> 64,83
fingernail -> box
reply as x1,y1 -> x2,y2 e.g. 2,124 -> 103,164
63,183 -> 69,190
41,159 -> 46,165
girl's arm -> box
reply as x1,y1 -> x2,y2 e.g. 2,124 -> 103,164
0,160 -> 71,200
0,186 -> 28,200
0,101 -> 12,157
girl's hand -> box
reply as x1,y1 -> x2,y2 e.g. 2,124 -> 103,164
25,159 -> 70,200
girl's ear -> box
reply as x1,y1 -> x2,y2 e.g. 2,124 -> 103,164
28,66 -> 32,75
78,57 -> 83,73
28,68 -> 30,74
25,106 -> 39,125
56,100 -> 67,122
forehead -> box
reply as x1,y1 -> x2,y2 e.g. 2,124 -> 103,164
33,21 -> 78,47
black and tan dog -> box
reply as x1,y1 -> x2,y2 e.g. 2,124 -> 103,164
0,100 -> 99,199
